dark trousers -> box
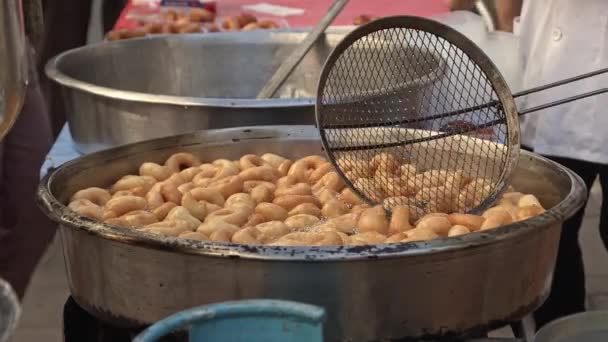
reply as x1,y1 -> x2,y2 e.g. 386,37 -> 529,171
531,153 -> 608,328
103,0 -> 128,34
39,0 -> 127,138
0,44 -> 55,299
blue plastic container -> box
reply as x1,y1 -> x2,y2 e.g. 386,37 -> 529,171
133,299 -> 325,342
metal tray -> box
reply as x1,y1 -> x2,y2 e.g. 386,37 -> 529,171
45,29 -> 351,153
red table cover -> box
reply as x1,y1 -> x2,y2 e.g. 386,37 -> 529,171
114,0 -> 449,30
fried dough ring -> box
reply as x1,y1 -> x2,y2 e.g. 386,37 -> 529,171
71,187 -> 111,206
273,195 -> 320,211
271,231 -> 343,246
104,196 -> 147,218
239,154 -> 270,170
255,202 -> 288,221
165,153 -> 201,173
139,162 -> 172,181
284,214 -> 320,230
68,199 -> 104,221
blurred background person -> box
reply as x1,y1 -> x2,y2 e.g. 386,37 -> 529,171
0,0 -> 54,299
517,0 -> 608,328
445,0 -> 522,32
38,0 -> 126,138
446,0 -> 608,330
0,0 -> 127,299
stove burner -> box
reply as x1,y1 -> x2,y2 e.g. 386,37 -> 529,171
62,297 -> 532,342
63,297 -> 183,342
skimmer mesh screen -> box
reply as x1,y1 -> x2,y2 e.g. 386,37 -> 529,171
316,16 -> 518,214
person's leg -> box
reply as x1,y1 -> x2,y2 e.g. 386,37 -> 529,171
102,0 -> 128,33
37,0 -> 93,138
495,0 -> 522,32
445,0 -> 475,11
533,155 -> 597,328
597,165 -> 608,250
0,44 -> 55,298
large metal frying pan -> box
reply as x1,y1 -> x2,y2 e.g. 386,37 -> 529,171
38,126 -> 586,340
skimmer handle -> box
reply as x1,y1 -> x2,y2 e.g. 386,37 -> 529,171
256,0 -> 349,99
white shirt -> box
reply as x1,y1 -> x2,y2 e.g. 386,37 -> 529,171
519,0 -> 608,163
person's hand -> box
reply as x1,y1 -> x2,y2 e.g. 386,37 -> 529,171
445,0 -> 475,11
496,0 -> 522,32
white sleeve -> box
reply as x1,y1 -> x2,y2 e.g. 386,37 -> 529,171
518,0 -> 534,74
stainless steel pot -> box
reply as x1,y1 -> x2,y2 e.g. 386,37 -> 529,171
37,126 -> 586,341
45,29 -> 353,154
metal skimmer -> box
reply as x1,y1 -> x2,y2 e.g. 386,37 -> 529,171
316,16 -> 608,214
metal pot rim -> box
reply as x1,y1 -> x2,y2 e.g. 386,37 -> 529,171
44,28 -> 354,109
37,126 -> 587,261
